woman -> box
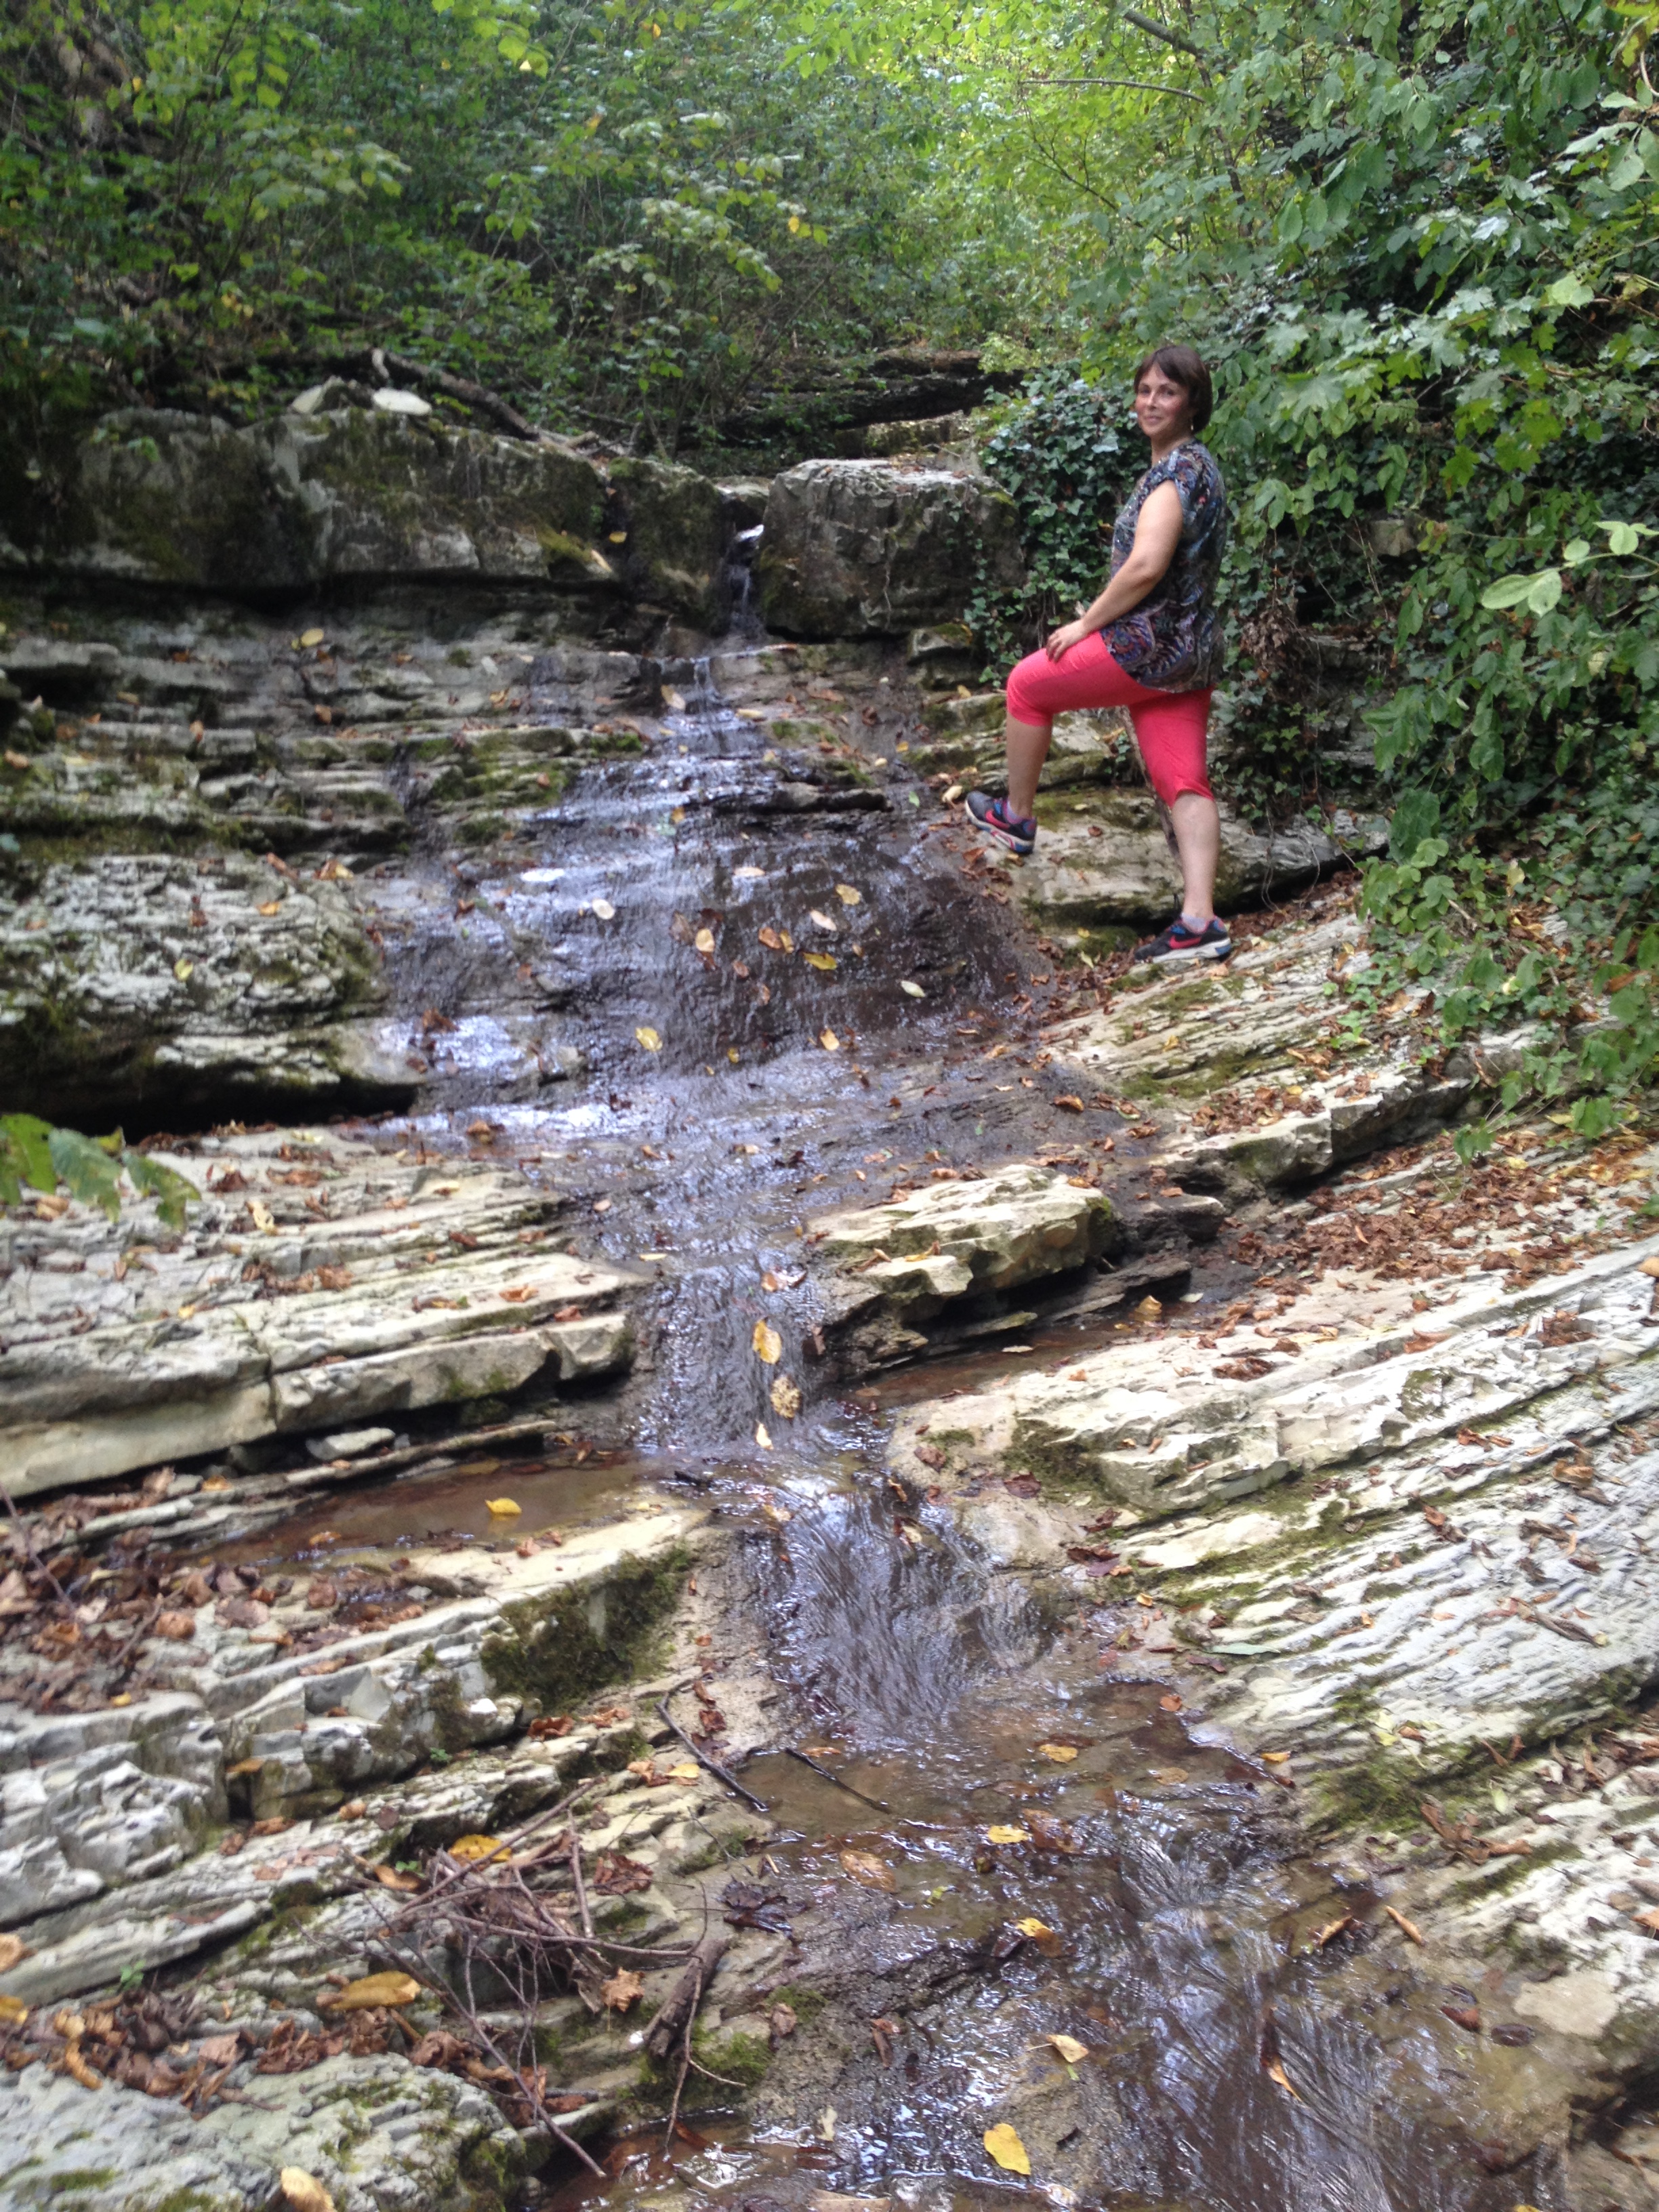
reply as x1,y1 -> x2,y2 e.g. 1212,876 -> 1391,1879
966,344 -> 1230,965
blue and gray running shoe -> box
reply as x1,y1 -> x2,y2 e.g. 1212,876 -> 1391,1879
1132,915 -> 1232,965
964,791 -> 1036,855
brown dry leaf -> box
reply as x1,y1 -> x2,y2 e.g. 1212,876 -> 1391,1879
1384,1904 -> 1425,1944
1266,2059 -> 1300,2099
258,899 -> 283,916
1054,1095 -> 1085,1113
0,1933 -> 28,1972
1634,1908 -> 1659,1936
154,1610 -> 197,1641
983,2123 -> 1031,2176
753,1319 -> 783,1364
447,1835 -> 511,1865
1261,1750 -> 1291,1764
1048,2032 -> 1090,2064
770,2002 -> 798,2040
373,1864 -> 420,1893
321,1971 -> 422,2012
838,1849 -> 896,1891
600,1969 -> 644,2011
771,1374 -> 803,1420
1160,1693 -> 1183,1713
758,924 -> 783,949
1036,1742 -> 1078,1763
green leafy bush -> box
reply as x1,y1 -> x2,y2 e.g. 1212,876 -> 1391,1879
0,1115 -> 199,1226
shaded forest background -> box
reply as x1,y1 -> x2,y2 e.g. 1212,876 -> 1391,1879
5,0 -> 1659,1140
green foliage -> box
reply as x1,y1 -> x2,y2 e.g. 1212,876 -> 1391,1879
0,1114 -> 198,1225
966,374 -> 1131,666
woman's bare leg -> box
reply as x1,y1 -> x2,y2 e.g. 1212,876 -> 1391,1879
1004,716 -> 1052,819
1170,791 -> 1220,924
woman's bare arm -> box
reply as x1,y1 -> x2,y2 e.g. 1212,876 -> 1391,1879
1044,479 -> 1184,659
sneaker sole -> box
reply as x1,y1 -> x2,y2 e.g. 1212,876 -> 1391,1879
963,800 -> 1034,855
1137,937 -> 1232,967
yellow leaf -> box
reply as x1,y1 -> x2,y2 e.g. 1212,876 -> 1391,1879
591,897 -> 615,920
834,884 -> 862,905
1015,1917 -> 1054,1938
173,958 -> 194,981
249,1200 -> 275,1233
281,2172 -> 335,2212
983,2123 -> 1031,2176
901,981 -> 925,998
737,706 -> 767,720
985,1824 -> 1029,1845
320,1971 -> 422,2012
804,951 -> 838,971
485,1497 -> 522,1515
838,1849 -> 895,1891
1266,2058 -> 1300,2099
755,1420 -> 773,1450
1036,1742 -> 1078,1763
771,1374 -> 802,1419
447,1835 -> 510,1864
753,1319 -> 783,1364
665,1760 -> 701,1781
1261,1750 -> 1291,1764
298,628 -> 326,649
635,1025 -> 662,1051
258,899 -> 282,916
608,530 -> 628,543
0,1995 -> 28,2026
1048,2033 -> 1089,2064
819,1027 -> 840,1051
809,909 -> 838,933
695,927 -> 716,952
663,687 -> 687,712
944,784 -> 964,802
734,865 -> 766,880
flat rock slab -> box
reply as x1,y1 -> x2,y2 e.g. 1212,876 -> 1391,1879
0,852 -> 410,1125
810,1162 -> 1115,1315
1,1130 -> 642,1496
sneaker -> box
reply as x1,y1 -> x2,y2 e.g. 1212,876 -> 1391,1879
965,790 -> 1036,855
1132,915 -> 1232,966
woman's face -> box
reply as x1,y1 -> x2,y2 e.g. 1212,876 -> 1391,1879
1134,367 -> 1193,442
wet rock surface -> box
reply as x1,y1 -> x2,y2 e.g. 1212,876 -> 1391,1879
1,466 -> 1656,2212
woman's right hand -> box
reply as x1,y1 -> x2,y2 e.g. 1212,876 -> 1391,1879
1044,618 -> 1090,661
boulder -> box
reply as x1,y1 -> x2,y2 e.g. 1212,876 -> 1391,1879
607,453 -> 729,626
757,459 -> 1023,637
5,407 -> 611,592
0,852 -> 411,1125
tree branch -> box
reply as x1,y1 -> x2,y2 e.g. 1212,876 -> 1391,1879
1120,7 -> 1207,58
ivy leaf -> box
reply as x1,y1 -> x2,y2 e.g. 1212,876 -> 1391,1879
0,1113 -> 58,1195
1387,788 -> 1441,861
123,1151 -> 201,1230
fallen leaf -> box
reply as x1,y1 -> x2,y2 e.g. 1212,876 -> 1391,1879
1015,1917 -> 1054,1939
663,687 -> 687,712
983,2123 -> 1031,2176
770,2002 -> 798,2039
258,899 -> 283,916
635,1025 -> 662,1052
1384,1904 -> 1424,1944
735,865 -> 765,880
771,1374 -> 803,1419
985,1824 -> 1030,1845
804,951 -> 838,971
1048,2032 -> 1090,2064
0,1934 -> 27,1972
1261,1750 -> 1291,1764
298,628 -> 326,649
944,783 -> 964,802
447,1835 -> 510,1864
758,924 -> 783,949
756,1420 -> 773,1449
249,1199 -> 276,1233
0,1995 -> 28,2026
374,1864 -> 420,1892
280,2171 -> 335,2212
1160,1694 -> 1183,1713
839,1849 -> 896,1891
901,981 -> 925,998
1036,1742 -> 1078,1763
591,898 -> 616,920
834,884 -> 862,905
664,1760 -> 701,1781
321,1971 -> 422,2012
601,1969 -> 645,2011
819,1027 -> 840,1050
754,1319 -> 783,1364
1266,2059 -> 1300,2099
809,909 -> 838,933
173,958 -> 194,981
695,927 -> 716,953
155,1610 -> 197,1641
485,1498 -> 522,1516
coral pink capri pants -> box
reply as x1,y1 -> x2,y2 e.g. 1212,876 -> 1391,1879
1006,631 -> 1214,805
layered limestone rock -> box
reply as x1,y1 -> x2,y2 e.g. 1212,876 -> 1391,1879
758,458 -> 1023,636
0,1130 -> 641,1496
7,407 -> 613,592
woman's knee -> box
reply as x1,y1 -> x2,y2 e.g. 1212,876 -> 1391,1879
1005,649 -> 1057,726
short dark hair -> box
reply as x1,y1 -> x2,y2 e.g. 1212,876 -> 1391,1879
1133,344 -> 1213,434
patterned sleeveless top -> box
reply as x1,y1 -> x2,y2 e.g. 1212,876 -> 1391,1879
1104,440 -> 1227,691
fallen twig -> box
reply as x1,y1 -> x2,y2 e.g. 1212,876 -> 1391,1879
657,1695 -> 769,1815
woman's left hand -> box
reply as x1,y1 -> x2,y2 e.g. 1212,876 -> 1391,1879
1044,619 -> 1090,661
